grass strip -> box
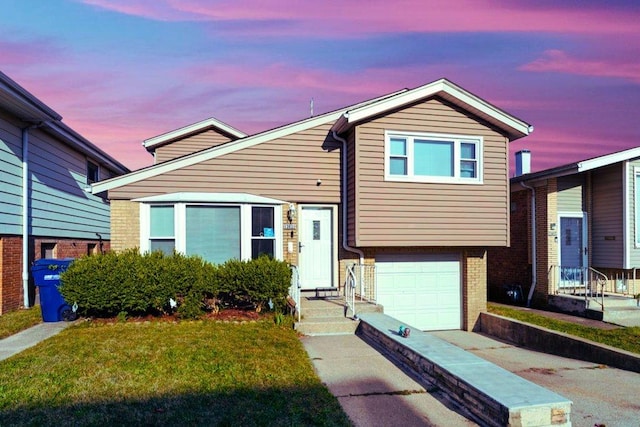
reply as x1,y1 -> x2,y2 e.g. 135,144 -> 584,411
487,303 -> 640,354
0,318 -> 351,426
0,308 -> 42,339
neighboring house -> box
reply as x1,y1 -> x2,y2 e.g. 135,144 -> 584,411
0,71 -> 129,314
92,78 -> 532,331
488,148 -> 640,308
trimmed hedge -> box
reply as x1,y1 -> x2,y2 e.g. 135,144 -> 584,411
59,250 -> 291,319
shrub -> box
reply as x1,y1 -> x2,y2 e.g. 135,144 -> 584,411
60,250 -> 291,319
217,256 -> 291,312
60,249 -> 218,318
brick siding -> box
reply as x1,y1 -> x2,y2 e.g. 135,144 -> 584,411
110,200 -> 140,252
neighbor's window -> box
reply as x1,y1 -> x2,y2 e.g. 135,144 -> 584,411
251,206 -> 275,258
149,205 -> 175,255
385,131 -> 482,183
87,160 -> 99,184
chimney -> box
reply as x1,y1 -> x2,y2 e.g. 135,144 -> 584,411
515,150 -> 531,177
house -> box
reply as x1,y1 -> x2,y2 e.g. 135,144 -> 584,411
0,71 -> 129,314
488,148 -> 640,312
91,78 -> 532,331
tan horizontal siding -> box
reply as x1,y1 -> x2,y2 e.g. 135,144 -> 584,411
155,130 -> 235,163
110,123 -> 341,203
353,97 -> 509,247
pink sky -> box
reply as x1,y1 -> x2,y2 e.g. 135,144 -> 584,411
3,0 -> 640,173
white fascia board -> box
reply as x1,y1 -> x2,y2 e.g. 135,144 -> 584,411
91,110 -> 345,194
578,147 -> 640,173
143,117 -> 247,149
0,71 -> 62,121
133,192 -> 287,205
91,87 -> 421,194
340,79 -> 532,138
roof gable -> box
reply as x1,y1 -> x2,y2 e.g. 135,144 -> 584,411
331,78 -> 532,141
143,117 -> 247,152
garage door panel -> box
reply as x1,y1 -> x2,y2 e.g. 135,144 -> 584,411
376,253 -> 461,331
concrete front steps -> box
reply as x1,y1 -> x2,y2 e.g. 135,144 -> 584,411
294,297 -> 382,335
549,294 -> 640,327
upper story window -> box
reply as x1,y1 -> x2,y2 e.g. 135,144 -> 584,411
87,160 -> 99,184
385,131 -> 482,184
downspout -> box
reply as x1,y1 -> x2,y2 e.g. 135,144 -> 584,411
332,131 -> 365,265
520,181 -> 537,307
21,125 -> 37,308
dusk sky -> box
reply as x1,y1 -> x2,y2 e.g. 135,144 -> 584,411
2,0 -> 639,173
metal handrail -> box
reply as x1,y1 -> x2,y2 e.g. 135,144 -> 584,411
588,267 -> 608,311
288,265 -> 301,322
345,264 -> 357,318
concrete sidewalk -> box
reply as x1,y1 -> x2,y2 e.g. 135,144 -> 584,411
0,321 -> 73,362
301,334 -> 478,426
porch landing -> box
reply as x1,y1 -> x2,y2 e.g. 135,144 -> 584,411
548,294 -> 640,327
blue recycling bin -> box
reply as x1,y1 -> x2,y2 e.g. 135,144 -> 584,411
31,258 -> 77,322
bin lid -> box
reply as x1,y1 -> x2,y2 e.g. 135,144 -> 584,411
32,258 -> 75,267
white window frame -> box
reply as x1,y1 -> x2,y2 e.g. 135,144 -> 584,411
140,203 -> 283,262
384,130 -> 483,184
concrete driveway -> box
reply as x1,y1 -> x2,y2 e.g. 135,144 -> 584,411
302,332 -> 640,427
434,331 -> 640,427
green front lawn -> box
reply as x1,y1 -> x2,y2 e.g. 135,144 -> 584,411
488,303 -> 640,354
0,308 -> 42,339
0,318 -> 351,426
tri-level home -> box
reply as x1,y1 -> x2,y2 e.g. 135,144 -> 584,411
92,78 -> 532,331
0,71 -> 129,314
488,148 -> 640,325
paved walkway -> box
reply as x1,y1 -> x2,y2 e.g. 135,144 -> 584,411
0,321 -> 73,362
301,334 -> 478,427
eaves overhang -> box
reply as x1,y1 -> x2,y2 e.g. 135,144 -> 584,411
331,78 -> 533,141
143,117 -> 247,152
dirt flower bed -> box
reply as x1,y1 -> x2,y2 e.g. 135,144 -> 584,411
86,309 -> 267,324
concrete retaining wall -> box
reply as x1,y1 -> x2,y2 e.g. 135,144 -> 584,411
480,312 -> 640,373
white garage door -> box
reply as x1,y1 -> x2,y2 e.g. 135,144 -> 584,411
376,253 -> 461,331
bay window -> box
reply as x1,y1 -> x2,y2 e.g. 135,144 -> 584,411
141,201 -> 282,264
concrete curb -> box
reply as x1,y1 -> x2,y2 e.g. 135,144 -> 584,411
480,312 -> 640,374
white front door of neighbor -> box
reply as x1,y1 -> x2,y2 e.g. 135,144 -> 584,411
299,206 -> 333,290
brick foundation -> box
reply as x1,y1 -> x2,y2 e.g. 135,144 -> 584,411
0,235 -> 110,314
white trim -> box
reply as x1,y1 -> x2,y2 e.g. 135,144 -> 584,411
298,204 -> 339,288
579,147 -> 640,173
332,79 -> 532,138
624,163 -> 631,268
384,130 -> 483,184
133,192 -> 286,205
91,90 -> 408,194
143,117 -> 247,149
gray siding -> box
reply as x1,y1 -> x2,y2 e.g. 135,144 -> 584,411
557,175 -> 584,212
628,160 -> 640,267
353,97 -> 510,247
591,165 -> 624,268
0,109 -> 113,239
154,129 -> 235,163
109,122 -> 342,203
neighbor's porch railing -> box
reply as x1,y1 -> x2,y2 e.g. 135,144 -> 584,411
549,265 -> 632,311
288,265 -> 301,322
344,263 -> 376,319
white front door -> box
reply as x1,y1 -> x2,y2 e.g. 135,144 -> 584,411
299,206 -> 333,290
558,213 -> 588,288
